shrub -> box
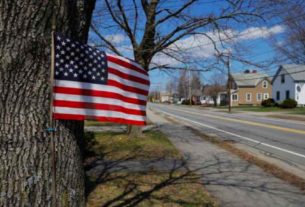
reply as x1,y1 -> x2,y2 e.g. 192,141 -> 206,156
261,98 -> 276,107
182,99 -> 195,105
280,99 -> 297,108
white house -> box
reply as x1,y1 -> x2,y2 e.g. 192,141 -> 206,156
272,65 -> 305,106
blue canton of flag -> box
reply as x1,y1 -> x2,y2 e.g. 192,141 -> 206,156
54,34 -> 108,84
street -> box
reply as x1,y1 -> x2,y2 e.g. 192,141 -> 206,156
149,103 -> 305,167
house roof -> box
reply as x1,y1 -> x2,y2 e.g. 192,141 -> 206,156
231,72 -> 269,87
276,65 -> 305,82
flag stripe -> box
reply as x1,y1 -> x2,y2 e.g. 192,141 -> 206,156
108,73 -> 149,91
107,55 -> 148,76
55,80 -> 148,101
54,107 -> 145,121
108,67 -> 150,85
54,93 -> 147,110
108,61 -> 149,81
54,87 -> 147,105
54,114 -> 146,125
107,80 -> 148,95
54,100 -> 146,116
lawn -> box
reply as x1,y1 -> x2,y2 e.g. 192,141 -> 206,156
87,171 -> 217,207
223,106 -> 305,114
86,130 -> 181,160
84,129 -> 218,207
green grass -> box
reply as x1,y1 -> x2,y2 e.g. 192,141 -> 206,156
86,130 -> 181,160
85,120 -> 121,126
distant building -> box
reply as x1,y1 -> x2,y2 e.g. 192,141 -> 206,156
230,70 -> 272,106
272,65 -> 305,106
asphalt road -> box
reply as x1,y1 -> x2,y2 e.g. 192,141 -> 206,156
149,103 -> 305,167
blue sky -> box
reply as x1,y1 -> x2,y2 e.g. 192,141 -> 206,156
89,0 -> 287,92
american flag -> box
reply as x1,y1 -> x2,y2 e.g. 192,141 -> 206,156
53,34 -> 150,125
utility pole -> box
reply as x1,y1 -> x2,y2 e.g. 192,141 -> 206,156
226,55 -> 232,113
218,52 -> 232,113
188,67 -> 192,105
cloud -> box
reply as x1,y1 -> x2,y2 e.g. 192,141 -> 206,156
105,34 -> 127,44
237,25 -> 285,41
151,25 -> 285,67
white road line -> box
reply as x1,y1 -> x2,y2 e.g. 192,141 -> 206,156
156,108 -> 305,159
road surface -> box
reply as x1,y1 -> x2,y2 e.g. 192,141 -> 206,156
149,103 -> 305,167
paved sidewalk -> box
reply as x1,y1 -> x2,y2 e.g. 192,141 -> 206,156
148,109 -> 305,207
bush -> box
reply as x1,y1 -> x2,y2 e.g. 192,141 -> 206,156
182,99 -> 195,105
280,99 -> 297,108
261,98 -> 276,107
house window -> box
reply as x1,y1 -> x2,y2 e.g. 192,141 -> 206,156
263,93 -> 269,100
276,91 -> 280,101
246,93 -> 252,102
297,85 -> 301,93
262,80 -> 268,88
232,94 -> 238,101
286,90 -> 290,99
257,93 -> 262,101
281,74 -> 285,83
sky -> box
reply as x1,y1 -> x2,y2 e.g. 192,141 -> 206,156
89,0 -> 288,92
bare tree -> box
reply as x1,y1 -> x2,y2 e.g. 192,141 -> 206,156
204,73 -> 226,106
92,0 -> 263,136
177,70 -> 189,99
270,1 -> 305,64
0,1 -> 95,206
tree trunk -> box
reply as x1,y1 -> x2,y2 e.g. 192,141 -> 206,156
0,1 -> 95,206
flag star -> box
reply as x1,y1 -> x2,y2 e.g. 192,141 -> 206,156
55,62 -> 59,67
93,52 -> 97,56
85,58 -> 88,62
57,36 -> 61,40
55,71 -> 59,75
60,50 -> 65,55
75,57 -> 79,61
65,64 -> 69,68
92,76 -> 96,80
93,60 -> 97,64
69,68 -> 73,72
102,61 -> 105,65
66,47 -> 70,51
83,74 -> 87,78
56,54 -> 60,58
89,55 -> 93,59
74,65 -> 78,69
97,64 -> 101,68
84,66 -> 88,70
88,47 -> 92,51
73,73 -> 78,77
61,41 -> 66,46
71,52 -> 75,56
102,69 -> 105,73
79,61 -> 83,65
64,72 -> 68,76
80,53 -> 84,57
79,70 -> 83,74
59,68 -> 64,71
76,48 -> 80,52
70,60 -> 75,65
101,77 -> 105,81
88,71 -> 92,75
97,56 -> 101,60
65,56 -> 70,60
80,45 -> 84,49
56,45 -> 61,49
66,38 -> 71,42
71,43 -> 75,48
85,50 -> 89,54
97,72 -> 100,76
89,63 -> 93,67
60,59 -> 64,63
92,68 -> 96,71
101,54 -> 105,58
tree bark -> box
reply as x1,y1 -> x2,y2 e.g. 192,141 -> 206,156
0,0 -> 95,206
